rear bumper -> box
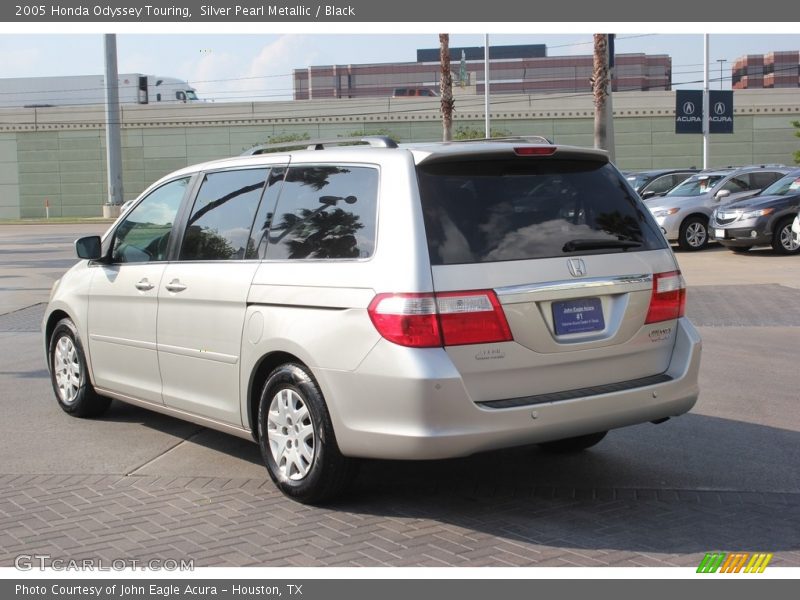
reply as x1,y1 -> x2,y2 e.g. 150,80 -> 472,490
317,318 -> 702,460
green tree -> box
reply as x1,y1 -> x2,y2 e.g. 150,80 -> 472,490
453,126 -> 512,140
243,132 -> 310,154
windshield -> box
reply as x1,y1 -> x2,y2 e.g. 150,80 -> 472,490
185,90 -> 198,101
761,173 -> 800,196
666,174 -> 725,197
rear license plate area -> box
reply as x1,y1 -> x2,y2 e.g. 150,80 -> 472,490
552,297 -> 605,335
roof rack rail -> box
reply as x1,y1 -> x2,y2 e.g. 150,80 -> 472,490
456,135 -> 554,145
241,135 -> 398,156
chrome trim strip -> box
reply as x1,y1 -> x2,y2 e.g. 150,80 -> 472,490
89,334 -> 157,351
156,343 -> 239,364
496,274 -> 653,301
95,387 -> 254,441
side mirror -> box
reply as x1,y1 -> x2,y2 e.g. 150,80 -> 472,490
75,236 -> 102,260
715,189 -> 731,201
641,190 -> 656,200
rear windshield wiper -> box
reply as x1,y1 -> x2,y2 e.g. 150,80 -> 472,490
562,239 -> 642,253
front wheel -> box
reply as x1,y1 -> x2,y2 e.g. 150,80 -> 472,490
48,318 -> 110,418
678,216 -> 709,251
771,217 -> 800,255
257,363 -> 357,504
539,431 -> 608,453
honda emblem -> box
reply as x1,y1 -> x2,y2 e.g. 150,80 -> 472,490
567,258 -> 587,277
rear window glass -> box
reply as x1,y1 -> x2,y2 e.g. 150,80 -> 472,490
417,158 -> 665,265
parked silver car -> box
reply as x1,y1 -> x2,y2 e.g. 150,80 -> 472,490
43,137 -> 702,503
645,166 -> 789,251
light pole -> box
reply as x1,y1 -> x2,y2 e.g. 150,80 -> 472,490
717,59 -> 727,90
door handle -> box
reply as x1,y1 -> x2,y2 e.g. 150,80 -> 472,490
135,278 -> 154,291
165,279 -> 187,293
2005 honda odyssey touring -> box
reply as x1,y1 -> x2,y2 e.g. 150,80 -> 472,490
43,137 -> 702,503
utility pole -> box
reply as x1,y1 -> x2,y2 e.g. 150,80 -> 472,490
703,34 -> 710,169
717,58 -> 727,90
592,34 -> 615,162
103,34 -> 124,217
439,33 -> 454,142
484,34 -> 491,138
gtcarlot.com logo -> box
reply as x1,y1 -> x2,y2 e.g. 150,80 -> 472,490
697,552 -> 773,573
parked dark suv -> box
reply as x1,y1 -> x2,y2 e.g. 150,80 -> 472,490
710,170 -> 800,254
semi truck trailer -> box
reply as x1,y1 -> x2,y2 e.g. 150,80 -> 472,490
0,74 -> 200,108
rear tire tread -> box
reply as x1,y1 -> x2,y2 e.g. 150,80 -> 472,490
257,363 -> 357,504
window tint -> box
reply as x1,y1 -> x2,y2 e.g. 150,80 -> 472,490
266,165 -> 378,260
111,177 -> 188,263
180,169 -> 267,261
250,168 -> 286,259
721,176 -> 749,193
749,171 -> 784,191
417,159 -> 665,265
642,174 -> 675,195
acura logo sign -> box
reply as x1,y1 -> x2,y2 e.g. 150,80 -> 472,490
714,102 -> 726,115
567,258 -> 587,277
683,101 -> 696,115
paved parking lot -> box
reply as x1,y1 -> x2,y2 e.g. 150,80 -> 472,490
1,224 -> 799,567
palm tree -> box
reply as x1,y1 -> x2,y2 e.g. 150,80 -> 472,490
592,34 -> 610,154
440,34 -> 454,142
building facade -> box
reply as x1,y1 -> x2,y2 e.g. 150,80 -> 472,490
293,45 -> 672,100
732,51 -> 800,89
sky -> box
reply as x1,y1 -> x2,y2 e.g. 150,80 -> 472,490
0,32 -> 798,102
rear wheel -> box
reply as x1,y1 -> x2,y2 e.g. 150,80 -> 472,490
771,217 -> 800,255
539,431 -> 608,453
678,216 -> 709,251
257,363 -> 357,504
48,318 -> 110,418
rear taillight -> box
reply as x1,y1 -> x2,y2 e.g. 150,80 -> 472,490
368,290 -> 513,348
645,271 -> 686,324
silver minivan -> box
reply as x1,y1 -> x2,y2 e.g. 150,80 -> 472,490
43,138 -> 702,503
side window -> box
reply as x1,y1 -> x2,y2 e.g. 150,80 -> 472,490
642,175 -> 675,195
749,171 -> 783,191
266,165 -> 379,260
111,177 -> 188,263
721,177 -> 749,194
180,169 -> 268,261
250,168 -> 286,259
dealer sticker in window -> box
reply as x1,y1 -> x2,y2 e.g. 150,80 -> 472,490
552,297 -> 605,335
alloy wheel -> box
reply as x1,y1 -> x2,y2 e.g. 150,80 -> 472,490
53,335 -> 80,405
267,388 -> 316,480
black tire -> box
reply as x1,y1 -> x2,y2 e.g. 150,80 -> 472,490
257,363 -> 357,504
48,318 -> 111,418
729,245 -> 752,253
771,217 -> 800,255
677,216 -> 709,251
539,431 -> 608,453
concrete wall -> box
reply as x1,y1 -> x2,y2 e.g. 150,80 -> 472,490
1,90 -> 798,218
